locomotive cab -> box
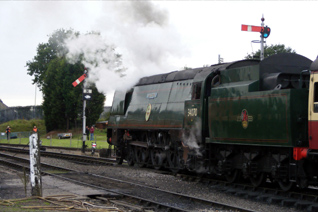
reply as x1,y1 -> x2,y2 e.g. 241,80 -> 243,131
308,56 -> 318,149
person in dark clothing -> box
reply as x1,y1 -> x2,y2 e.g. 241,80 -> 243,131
6,126 -> 11,140
85,126 -> 90,140
123,130 -> 132,143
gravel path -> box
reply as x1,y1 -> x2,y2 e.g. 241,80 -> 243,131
36,153 -> 302,212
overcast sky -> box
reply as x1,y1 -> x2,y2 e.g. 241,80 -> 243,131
1,1 -> 317,107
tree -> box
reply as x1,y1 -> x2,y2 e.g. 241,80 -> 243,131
26,29 -> 114,132
85,86 -> 105,127
27,29 -> 75,89
41,57 -> 84,131
245,44 -> 296,59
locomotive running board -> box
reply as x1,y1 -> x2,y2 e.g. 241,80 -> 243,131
129,141 -> 148,148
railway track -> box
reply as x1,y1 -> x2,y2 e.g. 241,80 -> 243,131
0,143 -> 86,152
2,145 -> 318,211
0,151 -> 257,212
176,173 -> 318,211
0,145 -> 116,166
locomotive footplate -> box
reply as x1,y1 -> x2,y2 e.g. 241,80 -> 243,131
129,141 -> 148,148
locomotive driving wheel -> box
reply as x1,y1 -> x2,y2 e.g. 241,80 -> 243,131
115,147 -> 123,165
135,146 -> 148,168
250,172 -> 265,187
150,132 -> 167,170
225,169 -> 239,183
151,148 -> 165,170
167,144 -> 184,173
126,145 -> 135,166
278,179 -> 294,191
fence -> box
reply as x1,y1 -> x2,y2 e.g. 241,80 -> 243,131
0,106 -> 43,124
0,131 -> 111,151
0,131 -> 35,143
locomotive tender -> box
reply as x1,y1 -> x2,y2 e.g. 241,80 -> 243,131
107,53 -> 318,191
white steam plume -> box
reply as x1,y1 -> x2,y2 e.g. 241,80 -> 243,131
65,33 -> 126,92
64,1 -> 189,105
182,119 -> 202,157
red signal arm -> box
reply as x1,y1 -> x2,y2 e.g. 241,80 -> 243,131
241,24 -> 263,32
72,74 -> 87,87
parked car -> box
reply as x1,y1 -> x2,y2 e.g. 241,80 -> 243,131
57,133 -> 72,139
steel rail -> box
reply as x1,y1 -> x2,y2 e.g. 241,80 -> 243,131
0,146 -> 116,165
0,152 -> 257,212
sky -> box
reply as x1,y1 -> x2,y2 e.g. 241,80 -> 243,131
1,1 -> 318,107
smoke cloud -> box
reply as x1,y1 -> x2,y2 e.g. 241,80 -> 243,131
63,1 -> 189,105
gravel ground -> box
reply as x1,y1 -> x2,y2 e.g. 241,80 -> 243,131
38,152 -> 302,212
1,151 -> 303,212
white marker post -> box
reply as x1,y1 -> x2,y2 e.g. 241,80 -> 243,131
29,132 -> 42,196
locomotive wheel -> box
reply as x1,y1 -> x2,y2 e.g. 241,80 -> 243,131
225,169 -> 238,183
151,148 -> 165,170
278,180 -> 294,191
127,146 -> 135,166
116,157 -> 123,165
135,147 -> 147,168
250,173 -> 265,187
167,147 -> 183,173
115,146 -> 123,165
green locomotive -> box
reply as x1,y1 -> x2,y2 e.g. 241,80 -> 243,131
107,53 -> 318,191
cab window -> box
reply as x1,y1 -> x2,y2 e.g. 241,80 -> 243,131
314,82 -> 318,112
192,82 -> 201,100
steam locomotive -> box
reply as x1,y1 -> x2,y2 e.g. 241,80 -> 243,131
107,53 -> 318,191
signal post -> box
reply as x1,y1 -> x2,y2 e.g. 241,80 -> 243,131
241,16 -> 271,60
72,69 -> 92,153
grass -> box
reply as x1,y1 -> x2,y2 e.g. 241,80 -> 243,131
0,133 -> 111,149
0,119 -> 112,150
0,119 -> 46,133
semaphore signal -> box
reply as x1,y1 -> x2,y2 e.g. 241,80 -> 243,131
72,69 -> 90,153
241,25 -> 263,32
72,73 -> 87,87
241,15 -> 270,61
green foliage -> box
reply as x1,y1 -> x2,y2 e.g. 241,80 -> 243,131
42,58 -> 84,131
0,119 -> 110,149
245,44 -> 296,59
0,119 -> 46,132
26,29 -> 112,132
85,86 -> 105,127
26,29 -> 75,89
0,136 -> 110,149
98,111 -> 110,121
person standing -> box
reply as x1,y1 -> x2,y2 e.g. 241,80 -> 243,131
85,126 -> 90,140
123,130 -> 132,143
90,126 -> 95,141
6,126 -> 11,140
33,126 -> 38,134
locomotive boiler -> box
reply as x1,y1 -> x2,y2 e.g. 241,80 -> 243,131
107,53 -> 318,191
